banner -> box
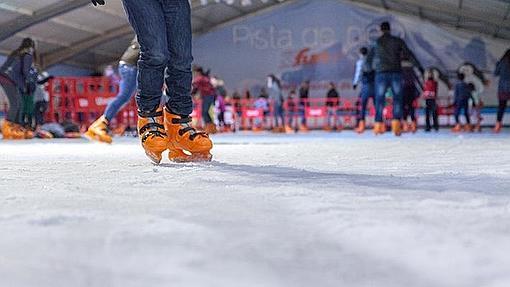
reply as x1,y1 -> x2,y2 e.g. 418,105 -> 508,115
192,0 -> 509,105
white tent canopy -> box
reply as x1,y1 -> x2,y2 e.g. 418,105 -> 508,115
0,0 -> 508,70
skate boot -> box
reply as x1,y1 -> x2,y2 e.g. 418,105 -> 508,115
164,107 -> 213,162
494,122 -> 502,133
1,120 -> 25,140
402,121 -> 409,133
138,108 -> 168,164
452,124 -> 462,132
410,121 -> 417,133
391,120 -> 402,136
284,125 -> 294,134
464,124 -> 473,132
85,115 -> 112,144
355,120 -> 366,134
373,122 -> 385,135
204,123 -> 217,134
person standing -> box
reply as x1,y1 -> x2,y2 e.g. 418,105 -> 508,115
401,55 -> 422,133
373,22 -> 423,136
192,66 -> 217,134
267,75 -> 284,132
422,69 -> 439,132
93,0 -> 213,163
325,82 -> 340,131
86,37 -> 139,143
452,73 -> 472,132
353,46 -> 375,134
298,80 -> 310,132
0,38 -> 36,140
494,49 -> 510,133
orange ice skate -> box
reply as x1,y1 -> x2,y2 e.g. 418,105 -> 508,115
494,122 -> 502,133
392,120 -> 402,136
84,115 -> 112,144
1,120 -> 25,140
164,107 -> 213,162
138,108 -> 168,164
355,120 -> 366,134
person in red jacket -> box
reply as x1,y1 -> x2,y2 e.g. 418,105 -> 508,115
192,66 -> 217,134
422,69 -> 439,132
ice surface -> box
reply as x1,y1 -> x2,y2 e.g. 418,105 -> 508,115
1,131 -> 510,287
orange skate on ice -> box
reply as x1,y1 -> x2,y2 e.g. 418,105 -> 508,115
164,107 -> 213,162
138,108 -> 168,164
85,115 -> 112,144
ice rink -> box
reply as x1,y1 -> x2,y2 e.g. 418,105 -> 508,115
1,131 -> 510,287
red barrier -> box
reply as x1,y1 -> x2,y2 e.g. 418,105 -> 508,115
43,76 -> 456,132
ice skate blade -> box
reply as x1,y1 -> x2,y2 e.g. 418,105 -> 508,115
168,149 -> 212,163
144,150 -> 162,165
84,130 -> 112,144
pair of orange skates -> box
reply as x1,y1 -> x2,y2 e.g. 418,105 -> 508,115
1,120 -> 34,140
85,107 -> 213,164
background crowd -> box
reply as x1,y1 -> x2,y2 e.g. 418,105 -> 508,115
1,22 -> 510,140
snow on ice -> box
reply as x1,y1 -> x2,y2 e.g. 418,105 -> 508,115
1,132 -> 510,287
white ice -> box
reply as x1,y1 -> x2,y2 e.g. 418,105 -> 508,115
1,131 -> 510,287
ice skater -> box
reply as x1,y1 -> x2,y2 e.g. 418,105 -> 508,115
452,73 -> 472,132
373,22 -> 423,136
352,46 -> 375,134
494,49 -> 510,133
422,69 -> 439,132
85,37 -> 139,144
0,38 -> 36,140
92,0 -> 213,163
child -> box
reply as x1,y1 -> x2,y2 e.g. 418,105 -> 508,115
253,95 -> 269,131
422,69 -> 439,132
325,82 -> 340,131
453,73 -> 472,132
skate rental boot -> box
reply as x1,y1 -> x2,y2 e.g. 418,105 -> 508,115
494,122 -> 502,133
164,107 -> 213,162
355,120 -> 366,134
391,120 -> 402,136
138,108 -> 168,164
1,120 -> 25,140
85,115 -> 112,144
373,122 -> 385,135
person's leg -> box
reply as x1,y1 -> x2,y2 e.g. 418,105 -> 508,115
425,99 -> 432,130
122,0 -> 168,114
454,102 -> 461,124
104,64 -> 138,121
161,0 -> 193,116
464,101 -> 471,125
2,83 -> 22,124
390,72 -> 403,121
374,73 -> 389,123
497,99 -> 507,122
360,84 -> 370,121
432,100 -> 439,130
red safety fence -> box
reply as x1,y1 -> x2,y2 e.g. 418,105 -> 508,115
39,76 -> 457,132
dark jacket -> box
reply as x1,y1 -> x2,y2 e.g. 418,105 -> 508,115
454,81 -> 472,103
373,33 -> 422,73
495,59 -> 510,97
119,37 -> 140,66
0,51 -> 33,92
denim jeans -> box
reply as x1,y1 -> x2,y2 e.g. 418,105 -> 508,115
375,72 -> 402,122
425,99 -> 439,130
104,64 -> 137,121
497,99 -> 508,122
122,0 -> 193,115
273,101 -> 284,126
201,95 -> 215,124
455,99 -> 470,124
359,74 -> 375,121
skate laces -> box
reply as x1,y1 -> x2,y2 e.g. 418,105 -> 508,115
172,117 -> 207,140
139,111 -> 166,143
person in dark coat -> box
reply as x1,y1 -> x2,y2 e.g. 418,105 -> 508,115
0,38 -> 35,139
494,49 -> 510,133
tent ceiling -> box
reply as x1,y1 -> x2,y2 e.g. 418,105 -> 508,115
0,0 -> 509,71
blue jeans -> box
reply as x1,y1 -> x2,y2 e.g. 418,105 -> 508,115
359,74 -> 375,121
273,101 -> 284,126
375,72 -> 402,122
122,0 -> 193,115
455,99 -> 470,124
104,64 -> 137,121
202,95 -> 215,124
